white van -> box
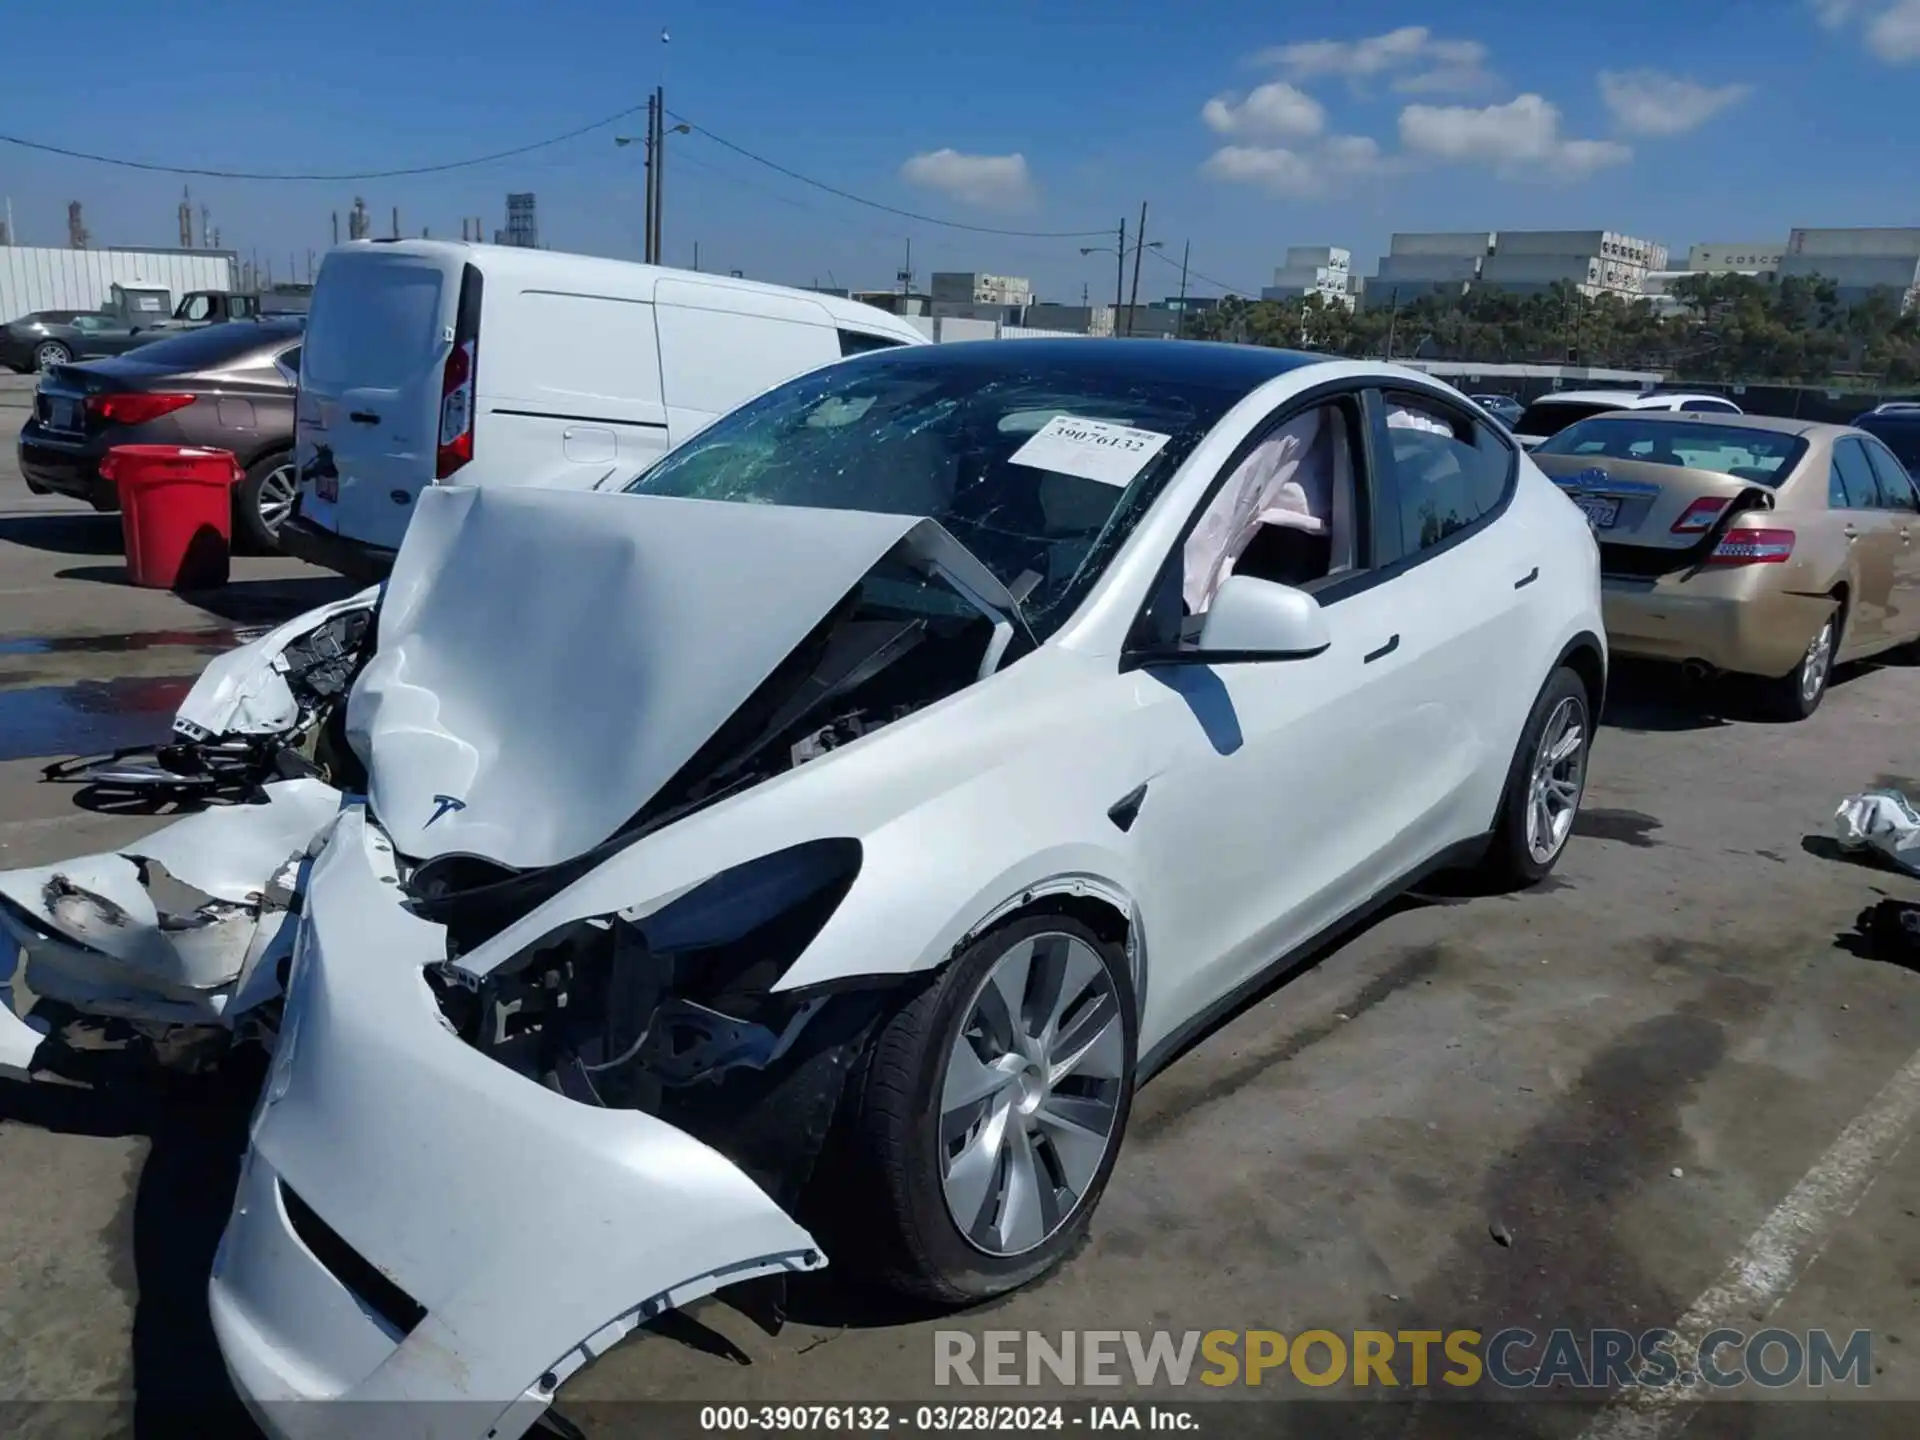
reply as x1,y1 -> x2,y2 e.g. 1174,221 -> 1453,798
282,240 -> 926,577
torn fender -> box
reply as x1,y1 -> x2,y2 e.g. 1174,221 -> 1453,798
0,780 -> 343,1042
211,807 -> 825,1439
177,585 -> 381,740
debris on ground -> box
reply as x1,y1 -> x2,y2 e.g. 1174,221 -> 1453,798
1489,1221 -> 1514,1248
1834,790 -> 1920,876
1671,1167 -> 1685,1179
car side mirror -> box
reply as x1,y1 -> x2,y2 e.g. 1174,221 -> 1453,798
1125,574 -> 1330,668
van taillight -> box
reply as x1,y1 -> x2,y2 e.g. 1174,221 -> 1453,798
434,263 -> 483,481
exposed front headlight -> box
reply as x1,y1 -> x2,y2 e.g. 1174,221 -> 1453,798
425,839 -> 880,1203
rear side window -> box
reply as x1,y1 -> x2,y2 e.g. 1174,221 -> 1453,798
838,329 -> 905,357
1681,398 -> 1739,413
303,261 -> 445,390
1862,438 -> 1920,510
1380,393 -> 1512,556
1829,440 -> 1879,510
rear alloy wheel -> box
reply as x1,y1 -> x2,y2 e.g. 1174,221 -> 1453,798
838,913 -> 1137,1303
1478,665 -> 1590,889
234,454 -> 297,553
1758,611 -> 1836,721
33,340 -> 71,371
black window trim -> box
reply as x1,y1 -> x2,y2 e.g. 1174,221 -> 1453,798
1858,434 -> 1920,512
1365,383 -> 1520,576
1122,377 -> 1377,659
1120,373 -> 1516,662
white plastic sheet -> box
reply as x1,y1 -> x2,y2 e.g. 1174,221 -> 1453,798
1834,789 -> 1920,876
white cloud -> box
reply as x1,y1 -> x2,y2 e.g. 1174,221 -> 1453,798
1201,133 -> 1395,196
898,149 -> 1035,209
1201,82 -> 1326,138
1813,0 -> 1920,60
1399,94 -> 1631,177
1254,26 -> 1496,93
1868,0 -> 1920,59
1598,69 -> 1752,136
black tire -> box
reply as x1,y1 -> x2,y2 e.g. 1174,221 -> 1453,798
233,451 -> 296,554
833,911 -> 1137,1304
1755,607 -> 1838,721
1477,665 -> 1591,890
32,340 -> 71,372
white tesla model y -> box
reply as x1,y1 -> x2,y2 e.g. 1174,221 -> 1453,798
0,339 -> 1602,1437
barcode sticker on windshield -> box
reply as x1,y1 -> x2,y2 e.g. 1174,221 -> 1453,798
1008,415 -> 1172,487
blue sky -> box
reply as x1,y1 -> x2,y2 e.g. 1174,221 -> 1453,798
1,0 -> 1915,302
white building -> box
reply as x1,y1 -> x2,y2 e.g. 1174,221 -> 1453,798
1261,246 -> 1355,309
1778,228 -> 1920,309
1477,230 -> 1668,300
929,271 -> 1033,308
1,245 -> 236,324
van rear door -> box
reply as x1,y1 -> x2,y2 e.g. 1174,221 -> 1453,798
296,248 -> 460,553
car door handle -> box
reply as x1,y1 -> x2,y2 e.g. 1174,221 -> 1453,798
1514,566 -> 1540,590
349,410 -> 381,426
1364,634 -> 1400,664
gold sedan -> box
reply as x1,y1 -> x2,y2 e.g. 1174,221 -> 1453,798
1530,411 -> 1920,719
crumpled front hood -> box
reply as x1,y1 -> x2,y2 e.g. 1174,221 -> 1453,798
348,485 -> 959,868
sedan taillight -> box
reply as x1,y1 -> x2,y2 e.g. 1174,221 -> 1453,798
1706,528 -> 1795,565
86,392 -> 197,426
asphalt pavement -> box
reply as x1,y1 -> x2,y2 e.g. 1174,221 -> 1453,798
2,387 -> 1919,1437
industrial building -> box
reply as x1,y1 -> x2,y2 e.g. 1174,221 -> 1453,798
1477,230 -> 1667,299
1261,246 -> 1356,309
1362,233 -> 1490,307
1,245 -> 236,325
1685,242 -> 1784,274
495,193 -> 539,249
929,271 -> 1032,308
1777,227 -> 1920,309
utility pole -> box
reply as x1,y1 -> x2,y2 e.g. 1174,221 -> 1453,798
391,206 -> 400,241
1385,287 -> 1401,360
651,85 -> 667,265
1174,238 -> 1190,339
331,212 -> 340,245
1125,201 -> 1149,338
693,240 -> 700,272
641,91 -> 658,263
1113,217 -> 1126,315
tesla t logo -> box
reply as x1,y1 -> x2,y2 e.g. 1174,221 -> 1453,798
426,795 -> 467,827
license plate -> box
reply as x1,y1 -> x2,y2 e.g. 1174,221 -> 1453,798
1573,495 -> 1620,529
315,473 -> 339,503
47,398 -> 78,430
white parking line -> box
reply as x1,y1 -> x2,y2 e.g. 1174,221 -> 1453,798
1579,1042 -> 1920,1440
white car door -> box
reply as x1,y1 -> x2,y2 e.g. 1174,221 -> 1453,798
1119,387 -> 1485,1049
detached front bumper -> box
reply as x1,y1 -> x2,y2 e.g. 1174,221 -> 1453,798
1601,573 -> 1831,679
0,779 -> 345,1073
211,806 -> 826,1440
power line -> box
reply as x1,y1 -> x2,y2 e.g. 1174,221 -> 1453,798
667,110 -> 1111,240
1144,244 -> 1253,297
0,104 -> 647,181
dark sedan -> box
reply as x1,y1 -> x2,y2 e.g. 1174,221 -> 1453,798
18,320 -> 303,550
0,309 -> 170,373
1855,408 -> 1920,479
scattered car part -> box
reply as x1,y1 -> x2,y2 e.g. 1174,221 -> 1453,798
1835,789 -> 1920,876
43,586 -> 379,800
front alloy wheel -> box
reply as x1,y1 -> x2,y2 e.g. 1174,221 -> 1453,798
835,912 -> 1137,1302
938,930 -> 1127,1258
1478,664 -> 1591,888
33,340 -> 70,371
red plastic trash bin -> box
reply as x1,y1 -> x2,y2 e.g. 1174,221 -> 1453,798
102,445 -> 240,590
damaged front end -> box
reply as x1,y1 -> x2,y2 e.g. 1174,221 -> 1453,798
43,588 -> 379,800
0,779 -> 343,1078
425,839 -> 893,1217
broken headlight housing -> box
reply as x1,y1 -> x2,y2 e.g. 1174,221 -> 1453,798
426,839 -> 886,1204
